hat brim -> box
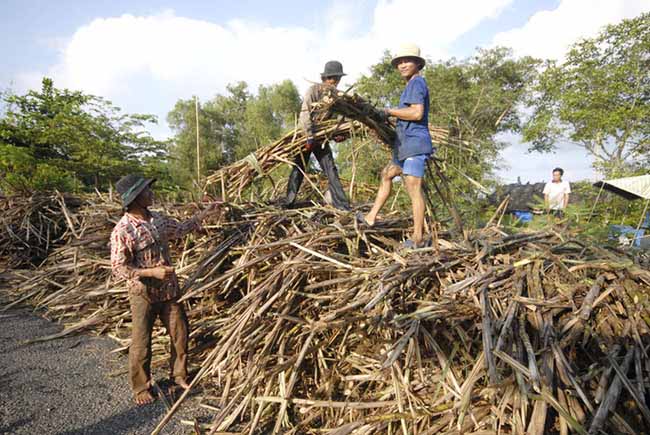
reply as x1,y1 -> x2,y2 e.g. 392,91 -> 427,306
321,73 -> 347,78
123,178 -> 156,207
391,55 -> 426,68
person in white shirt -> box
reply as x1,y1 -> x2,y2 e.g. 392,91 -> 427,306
543,167 -> 571,218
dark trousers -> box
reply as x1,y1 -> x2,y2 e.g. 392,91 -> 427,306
286,143 -> 350,210
128,295 -> 189,394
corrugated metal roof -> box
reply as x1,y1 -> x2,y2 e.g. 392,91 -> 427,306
594,175 -> 650,201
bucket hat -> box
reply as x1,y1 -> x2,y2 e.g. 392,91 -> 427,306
391,44 -> 426,69
115,174 -> 155,208
321,60 -> 346,78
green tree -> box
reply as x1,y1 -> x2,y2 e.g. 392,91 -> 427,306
167,80 -> 300,188
167,96 -> 230,189
523,12 -> 650,177
205,81 -> 249,163
0,78 -> 167,192
354,51 -> 405,107
426,47 -> 539,141
238,80 -> 301,159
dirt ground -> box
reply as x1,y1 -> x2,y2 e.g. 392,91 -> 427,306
0,309 -> 207,435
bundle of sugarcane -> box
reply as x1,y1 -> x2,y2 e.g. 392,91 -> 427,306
204,119 -> 366,200
316,88 -> 396,145
204,89 -> 457,203
0,193 -> 83,268
320,88 -> 454,148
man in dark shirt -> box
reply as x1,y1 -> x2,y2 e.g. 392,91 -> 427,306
282,61 -> 351,211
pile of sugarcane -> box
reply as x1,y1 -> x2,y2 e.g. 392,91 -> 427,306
0,193 -> 84,268
2,192 -> 650,434
154,214 -> 650,435
205,89 -> 454,202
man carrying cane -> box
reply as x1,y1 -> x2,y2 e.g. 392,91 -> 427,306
358,44 -> 434,249
281,61 -> 351,211
110,174 -> 220,405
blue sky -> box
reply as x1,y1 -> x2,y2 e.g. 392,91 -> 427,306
2,0 -> 649,184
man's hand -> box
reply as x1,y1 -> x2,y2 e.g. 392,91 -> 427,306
147,266 -> 175,281
333,135 -> 346,143
305,137 -> 315,151
378,107 -> 391,123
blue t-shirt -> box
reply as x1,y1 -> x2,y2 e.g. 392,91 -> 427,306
394,75 -> 433,161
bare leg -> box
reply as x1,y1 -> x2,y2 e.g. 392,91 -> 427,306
365,164 -> 402,226
404,175 -> 425,244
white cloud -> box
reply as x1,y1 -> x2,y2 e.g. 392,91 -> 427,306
496,134 -> 597,183
19,0 -> 513,102
372,0 -> 511,54
40,10 -> 317,97
492,0 -> 650,60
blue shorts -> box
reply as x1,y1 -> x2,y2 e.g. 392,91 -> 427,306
392,154 -> 430,178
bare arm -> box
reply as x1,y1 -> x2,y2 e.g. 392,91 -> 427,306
563,193 -> 570,209
386,104 -> 424,122
163,202 -> 221,241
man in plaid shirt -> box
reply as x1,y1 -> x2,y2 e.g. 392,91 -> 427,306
110,174 -> 220,405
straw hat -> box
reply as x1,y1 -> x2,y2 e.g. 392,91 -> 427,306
391,43 -> 425,69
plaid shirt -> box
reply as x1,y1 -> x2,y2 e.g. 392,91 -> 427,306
110,211 -> 201,302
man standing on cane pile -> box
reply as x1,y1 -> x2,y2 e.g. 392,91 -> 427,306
358,44 -> 434,249
110,174 -> 220,405
281,61 -> 351,211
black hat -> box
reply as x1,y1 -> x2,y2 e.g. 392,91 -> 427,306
321,60 -> 346,78
115,174 -> 155,208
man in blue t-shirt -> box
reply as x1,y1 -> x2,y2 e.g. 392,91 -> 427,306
358,44 -> 434,249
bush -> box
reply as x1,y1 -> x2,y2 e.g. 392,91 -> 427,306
30,164 -> 77,192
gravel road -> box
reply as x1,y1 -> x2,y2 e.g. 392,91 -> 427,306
0,309 -> 206,435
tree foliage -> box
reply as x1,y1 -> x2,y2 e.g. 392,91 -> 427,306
523,12 -> 650,176
167,80 -> 300,188
0,78 -> 167,192
167,96 -> 229,189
